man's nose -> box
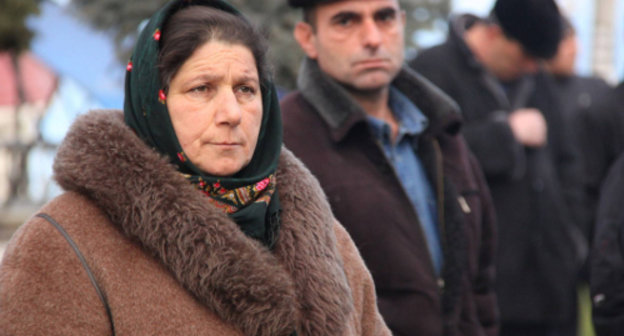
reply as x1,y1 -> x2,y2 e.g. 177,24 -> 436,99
361,18 -> 383,49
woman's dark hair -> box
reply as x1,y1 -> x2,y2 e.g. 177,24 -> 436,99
158,6 -> 269,92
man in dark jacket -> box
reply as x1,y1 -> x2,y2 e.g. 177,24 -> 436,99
590,151 -> 624,336
578,82 -> 624,232
410,0 -> 586,335
545,17 -> 611,246
282,0 -> 498,335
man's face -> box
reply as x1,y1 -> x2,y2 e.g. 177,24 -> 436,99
546,33 -> 578,77
489,30 -> 540,81
294,0 -> 406,93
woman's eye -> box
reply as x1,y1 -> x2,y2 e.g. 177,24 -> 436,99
237,85 -> 256,95
189,85 -> 208,93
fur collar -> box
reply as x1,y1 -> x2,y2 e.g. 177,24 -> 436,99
53,110 -> 352,336
297,57 -> 463,142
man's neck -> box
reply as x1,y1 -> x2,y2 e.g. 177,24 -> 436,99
347,86 -> 399,141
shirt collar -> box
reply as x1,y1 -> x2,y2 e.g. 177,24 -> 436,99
367,87 -> 429,142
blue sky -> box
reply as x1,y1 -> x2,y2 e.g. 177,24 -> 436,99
27,1 -> 125,109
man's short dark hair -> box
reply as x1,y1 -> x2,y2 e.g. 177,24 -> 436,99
287,0 -> 336,8
288,0 -> 338,29
491,0 -> 563,59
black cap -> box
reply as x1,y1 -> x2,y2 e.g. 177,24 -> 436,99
288,0 -> 339,8
492,0 -> 563,59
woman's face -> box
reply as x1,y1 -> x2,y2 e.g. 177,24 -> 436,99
167,40 -> 263,176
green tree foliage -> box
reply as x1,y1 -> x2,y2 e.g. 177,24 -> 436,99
0,0 -> 42,52
70,0 -> 449,89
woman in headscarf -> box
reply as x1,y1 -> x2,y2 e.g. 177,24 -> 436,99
0,1 -> 390,335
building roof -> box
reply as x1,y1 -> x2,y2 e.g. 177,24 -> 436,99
0,51 -> 57,106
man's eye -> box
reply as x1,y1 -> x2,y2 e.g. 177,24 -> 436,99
376,10 -> 397,23
378,14 -> 394,22
333,14 -> 357,27
337,17 -> 352,26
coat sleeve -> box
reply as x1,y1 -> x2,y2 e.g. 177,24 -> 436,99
0,215 -> 111,336
460,115 -> 526,180
333,221 -> 392,336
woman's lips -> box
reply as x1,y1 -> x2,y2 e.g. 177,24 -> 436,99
209,141 -> 242,148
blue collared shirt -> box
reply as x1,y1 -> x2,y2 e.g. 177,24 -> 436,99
367,87 -> 443,275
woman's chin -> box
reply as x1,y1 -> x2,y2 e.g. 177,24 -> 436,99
198,161 -> 247,177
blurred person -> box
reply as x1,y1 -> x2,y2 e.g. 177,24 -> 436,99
282,0 -> 498,335
0,1 -> 391,335
545,17 -> 611,246
590,151 -> 624,336
577,79 -> 624,241
410,0 -> 587,335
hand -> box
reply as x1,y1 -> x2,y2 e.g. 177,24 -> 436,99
508,108 -> 547,147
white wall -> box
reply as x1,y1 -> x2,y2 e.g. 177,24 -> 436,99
615,0 -> 624,81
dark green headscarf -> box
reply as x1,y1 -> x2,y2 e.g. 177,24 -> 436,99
123,0 -> 283,248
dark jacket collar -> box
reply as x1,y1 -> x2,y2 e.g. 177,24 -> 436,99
448,14 -> 486,71
297,57 -> 462,143
53,110 -> 352,336
447,14 -> 519,109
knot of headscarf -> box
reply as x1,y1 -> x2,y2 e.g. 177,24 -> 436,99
122,0 -> 283,248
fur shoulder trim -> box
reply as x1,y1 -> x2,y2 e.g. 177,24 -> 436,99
54,110 -> 352,335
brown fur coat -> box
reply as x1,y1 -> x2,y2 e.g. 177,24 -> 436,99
0,110 -> 389,336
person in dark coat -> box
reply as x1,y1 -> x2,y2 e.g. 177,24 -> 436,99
409,0 -> 586,335
590,151 -> 624,336
281,0 -> 499,335
578,82 -> 624,233
545,17 -> 612,246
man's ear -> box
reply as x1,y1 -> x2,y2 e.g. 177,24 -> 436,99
294,22 -> 318,59
400,9 -> 406,27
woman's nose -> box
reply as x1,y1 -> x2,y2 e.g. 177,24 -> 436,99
214,89 -> 242,126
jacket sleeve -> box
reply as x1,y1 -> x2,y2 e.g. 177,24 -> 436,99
333,221 -> 392,336
460,115 -> 526,180
0,215 -> 111,336
468,152 -> 500,336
